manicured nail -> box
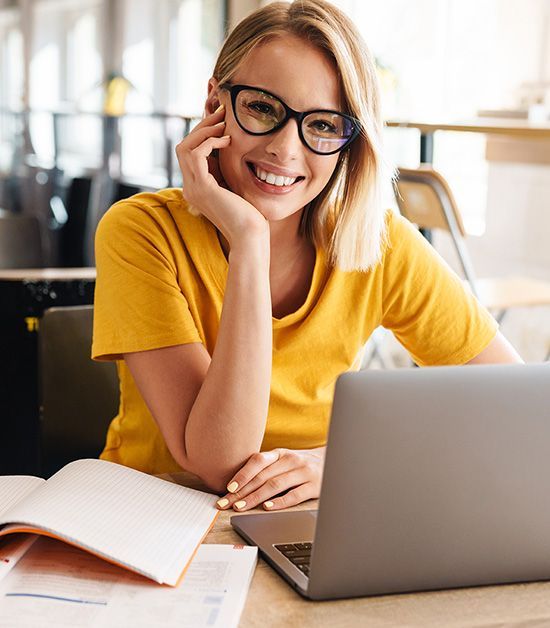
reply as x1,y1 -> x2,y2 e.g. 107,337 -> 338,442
263,501 -> 274,509
227,481 -> 239,493
214,104 -> 225,112
216,498 -> 229,508
234,500 -> 247,509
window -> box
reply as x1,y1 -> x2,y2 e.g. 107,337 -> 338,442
333,0 -> 550,235
0,7 -> 23,172
119,0 -> 225,184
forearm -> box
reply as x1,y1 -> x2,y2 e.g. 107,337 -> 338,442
185,235 -> 272,490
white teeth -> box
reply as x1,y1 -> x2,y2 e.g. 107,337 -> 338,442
254,166 -> 298,187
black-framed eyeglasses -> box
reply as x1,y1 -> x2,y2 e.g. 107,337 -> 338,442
220,83 -> 361,156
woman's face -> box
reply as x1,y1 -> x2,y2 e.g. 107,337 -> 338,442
212,34 -> 342,224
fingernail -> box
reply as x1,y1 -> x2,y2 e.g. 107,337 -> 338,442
227,481 -> 239,493
263,501 -> 274,509
234,500 -> 247,509
214,104 -> 225,112
221,135 -> 230,140
216,498 -> 229,508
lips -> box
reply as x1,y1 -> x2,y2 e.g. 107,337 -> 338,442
247,162 -> 304,188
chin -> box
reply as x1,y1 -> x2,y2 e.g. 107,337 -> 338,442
250,199 -> 301,223
242,187 -> 309,221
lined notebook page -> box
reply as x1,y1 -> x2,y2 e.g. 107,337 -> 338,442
0,459 -> 218,585
0,476 -> 45,519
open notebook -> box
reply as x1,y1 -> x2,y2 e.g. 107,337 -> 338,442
0,459 -> 219,585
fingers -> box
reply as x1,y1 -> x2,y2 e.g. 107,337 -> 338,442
176,121 -> 227,158
193,133 -> 231,160
175,104 -> 228,188
215,449 -> 323,512
226,450 -> 281,495
177,133 -> 230,194
194,104 -> 226,132
226,470 -> 315,512
182,105 -> 226,147
262,483 -> 316,511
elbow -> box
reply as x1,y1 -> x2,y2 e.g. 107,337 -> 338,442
172,451 -> 229,495
194,466 -> 237,495
183,431 -> 262,494
201,475 -> 230,495
191,457 -> 251,496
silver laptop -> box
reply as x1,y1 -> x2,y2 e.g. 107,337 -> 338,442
231,363 -> 550,600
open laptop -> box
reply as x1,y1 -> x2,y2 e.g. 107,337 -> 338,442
231,363 -> 550,600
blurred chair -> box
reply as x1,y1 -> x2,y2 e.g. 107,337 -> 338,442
360,327 -> 397,369
0,213 -> 44,269
39,305 -> 119,477
112,181 -> 143,203
59,176 -> 93,267
394,166 -> 550,325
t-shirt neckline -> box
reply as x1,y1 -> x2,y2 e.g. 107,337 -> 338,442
200,218 -> 324,327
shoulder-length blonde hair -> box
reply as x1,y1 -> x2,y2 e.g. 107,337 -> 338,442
212,0 -> 388,272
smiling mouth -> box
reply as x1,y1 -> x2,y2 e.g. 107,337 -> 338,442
247,163 -> 305,187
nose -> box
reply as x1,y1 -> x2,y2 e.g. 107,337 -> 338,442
264,118 -> 302,161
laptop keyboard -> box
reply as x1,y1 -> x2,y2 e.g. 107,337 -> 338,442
274,542 -> 313,577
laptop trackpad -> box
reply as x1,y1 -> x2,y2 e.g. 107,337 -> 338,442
231,509 -> 317,547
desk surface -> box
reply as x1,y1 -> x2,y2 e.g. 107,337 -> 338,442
0,267 -> 96,281
168,471 -> 550,628
386,117 -> 550,138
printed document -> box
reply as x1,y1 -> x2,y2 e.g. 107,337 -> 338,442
0,537 -> 257,627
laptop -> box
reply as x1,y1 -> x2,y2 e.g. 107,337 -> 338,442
231,363 -> 550,600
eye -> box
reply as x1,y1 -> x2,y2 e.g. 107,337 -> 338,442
245,100 -> 277,117
307,118 -> 339,135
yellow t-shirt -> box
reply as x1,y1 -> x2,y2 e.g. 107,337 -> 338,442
92,188 -> 497,475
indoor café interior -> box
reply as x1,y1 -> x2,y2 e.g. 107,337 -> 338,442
1,1 -> 550,626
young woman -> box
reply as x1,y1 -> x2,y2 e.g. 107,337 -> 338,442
92,0 -> 521,513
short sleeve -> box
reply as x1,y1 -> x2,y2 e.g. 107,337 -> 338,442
92,200 -> 202,361
380,211 -> 498,366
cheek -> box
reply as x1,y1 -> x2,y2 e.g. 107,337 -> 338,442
218,147 -> 245,193
217,127 -> 259,187
310,156 -> 339,191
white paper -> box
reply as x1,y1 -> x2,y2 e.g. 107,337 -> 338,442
0,459 -> 219,584
0,476 -> 44,518
0,535 -> 39,581
0,537 -> 257,628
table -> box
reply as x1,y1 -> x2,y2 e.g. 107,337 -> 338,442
168,471 -> 550,628
385,117 -> 550,163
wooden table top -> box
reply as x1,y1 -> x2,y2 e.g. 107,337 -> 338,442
385,117 -> 550,138
167,471 -> 550,628
0,267 -> 96,281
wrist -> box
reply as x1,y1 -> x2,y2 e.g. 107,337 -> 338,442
228,229 -> 270,268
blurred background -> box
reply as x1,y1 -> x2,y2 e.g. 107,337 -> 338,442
1,0 -> 550,360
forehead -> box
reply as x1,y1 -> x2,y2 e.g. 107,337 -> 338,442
231,34 -> 342,111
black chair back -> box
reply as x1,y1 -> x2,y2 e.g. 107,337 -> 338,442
0,213 -> 44,269
39,305 -> 119,477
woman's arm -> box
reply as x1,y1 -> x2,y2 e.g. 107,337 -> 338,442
124,106 -> 273,493
466,331 -> 523,365
125,236 -> 272,493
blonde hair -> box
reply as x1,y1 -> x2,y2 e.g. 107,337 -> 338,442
213,0 -> 388,272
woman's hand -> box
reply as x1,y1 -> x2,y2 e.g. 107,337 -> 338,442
176,105 -> 268,247
215,447 -> 325,511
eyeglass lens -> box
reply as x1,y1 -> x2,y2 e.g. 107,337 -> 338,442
234,88 -> 355,154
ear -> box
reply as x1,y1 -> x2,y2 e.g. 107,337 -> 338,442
204,77 -> 221,116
